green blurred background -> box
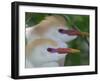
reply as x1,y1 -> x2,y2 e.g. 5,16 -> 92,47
25,12 -> 89,66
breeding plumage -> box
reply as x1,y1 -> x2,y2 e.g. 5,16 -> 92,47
26,38 -> 80,67
25,15 -> 88,68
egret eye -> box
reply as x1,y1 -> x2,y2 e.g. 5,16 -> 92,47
47,48 -> 57,53
58,29 -> 66,34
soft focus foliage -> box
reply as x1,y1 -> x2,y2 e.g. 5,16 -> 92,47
25,13 -> 89,66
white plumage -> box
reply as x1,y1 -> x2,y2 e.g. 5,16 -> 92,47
26,38 -> 67,67
25,15 -> 81,68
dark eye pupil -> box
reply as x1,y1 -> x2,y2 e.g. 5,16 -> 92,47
58,29 -> 66,34
59,29 -> 64,32
47,48 -> 52,52
47,48 -> 56,53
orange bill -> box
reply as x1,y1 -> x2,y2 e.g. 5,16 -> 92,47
59,29 -> 89,37
47,48 -> 80,54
